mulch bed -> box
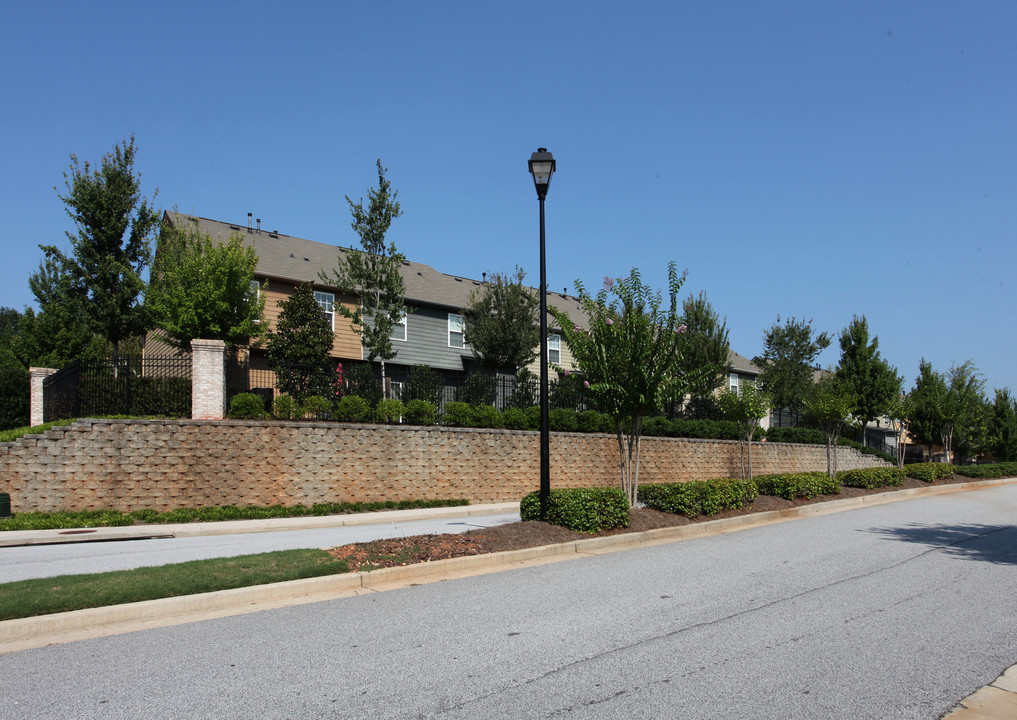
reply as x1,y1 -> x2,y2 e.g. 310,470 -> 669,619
327,475 -> 973,571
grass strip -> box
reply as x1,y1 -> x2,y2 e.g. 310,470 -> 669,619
0,549 -> 349,621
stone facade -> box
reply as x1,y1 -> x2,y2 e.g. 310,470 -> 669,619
0,419 -> 889,513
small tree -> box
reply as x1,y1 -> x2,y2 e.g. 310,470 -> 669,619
148,216 -> 265,352
757,316 -> 831,425
886,392 -> 916,469
835,316 -> 902,447
550,264 -> 697,507
909,360 -> 948,462
463,266 -> 540,371
265,283 -> 334,402
320,160 -> 406,394
718,382 -> 769,481
989,388 -> 1017,462
804,374 -> 853,479
946,361 -> 988,463
41,136 -> 160,366
676,291 -> 730,419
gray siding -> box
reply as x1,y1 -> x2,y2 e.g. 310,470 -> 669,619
363,304 -> 474,372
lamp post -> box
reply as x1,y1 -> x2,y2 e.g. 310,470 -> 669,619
528,148 -> 555,520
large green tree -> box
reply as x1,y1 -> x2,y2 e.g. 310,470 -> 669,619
265,283 -> 334,401
946,361 -> 988,462
835,316 -> 903,447
676,291 -> 730,419
757,316 -> 831,424
908,360 -> 948,461
550,264 -> 696,507
320,160 -> 406,391
463,266 -> 540,371
39,136 -> 160,365
148,216 -> 265,352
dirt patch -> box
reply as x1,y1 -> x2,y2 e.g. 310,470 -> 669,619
327,475 -> 974,571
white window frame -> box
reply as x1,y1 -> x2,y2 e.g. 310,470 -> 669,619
391,312 -> 407,342
547,333 -> 561,365
314,291 -> 335,331
448,313 -> 466,348
729,372 -> 739,393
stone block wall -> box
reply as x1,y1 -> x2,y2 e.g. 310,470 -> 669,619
0,419 -> 889,513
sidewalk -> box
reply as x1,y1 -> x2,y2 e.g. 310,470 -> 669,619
0,502 -> 520,548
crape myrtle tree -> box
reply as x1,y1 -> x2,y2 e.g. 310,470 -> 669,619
147,215 -> 265,352
463,266 -> 540,371
757,316 -> 831,426
717,382 -> 769,481
989,388 -> 1017,462
676,291 -> 730,419
804,373 -> 853,479
320,160 -> 406,395
835,315 -> 902,447
550,263 -> 698,507
265,283 -> 334,402
40,136 -> 160,366
885,392 -> 916,469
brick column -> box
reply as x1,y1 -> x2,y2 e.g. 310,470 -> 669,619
190,340 -> 227,420
28,367 -> 57,426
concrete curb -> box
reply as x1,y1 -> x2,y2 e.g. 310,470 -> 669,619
4,478 -> 1016,657
942,665 -> 1017,719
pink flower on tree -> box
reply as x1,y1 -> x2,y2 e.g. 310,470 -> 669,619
583,380 -> 590,388
603,276 -> 614,291
564,369 -> 571,376
676,324 -> 688,334
605,318 -> 614,326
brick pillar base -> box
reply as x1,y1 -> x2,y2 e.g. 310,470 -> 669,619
191,340 -> 227,420
28,367 -> 57,426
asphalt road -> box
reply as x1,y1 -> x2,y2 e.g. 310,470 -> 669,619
0,512 -> 521,583
2,485 -> 1016,719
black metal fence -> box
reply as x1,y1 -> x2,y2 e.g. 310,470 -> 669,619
225,359 -> 595,413
43,356 -> 193,421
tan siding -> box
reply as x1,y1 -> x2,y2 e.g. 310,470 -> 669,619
259,278 -> 361,361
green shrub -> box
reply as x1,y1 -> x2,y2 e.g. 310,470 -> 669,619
501,407 -> 530,430
954,462 -> 1017,479
549,373 -> 586,411
576,410 -> 613,434
520,487 -> 629,532
272,395 -> 299,420
442,401 -> 474,427
375,399 -> 404,424
344,363 -> 382,407
471,404 -> 502,428
906,462 -> 955,482
403,400 -> 437,426
335,395 -> 372,423
301,395 -> 333,420
766,427 -> 827,445
642,416 -> 672,437
639,477 -> 757,518
228,393 -> 267,420
549,408 -> 578,432
507,368 -> 538,409
457,372 -> 497,406
755,472 -> 840,500
523,405 -> 541,430
838,467 -> 905,489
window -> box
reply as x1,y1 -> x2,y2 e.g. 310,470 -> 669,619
729,372 -> 739,393
314,291 -> 335,331
547,334 -> 561,365
250,280 -> 261,299
390,313 -> 407,341
448,313 -> 466,348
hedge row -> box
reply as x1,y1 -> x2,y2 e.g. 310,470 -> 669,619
838,467 -> 906,489
520,488 -> 630,532
953,462 -> 1017,479
753,472 -> 841,500
639,478 -> 757,518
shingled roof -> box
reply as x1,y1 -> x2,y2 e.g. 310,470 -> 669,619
162,211 -> 587,323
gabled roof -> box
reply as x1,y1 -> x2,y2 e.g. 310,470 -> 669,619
727,350 -> 762,376
162,211 -> 587,324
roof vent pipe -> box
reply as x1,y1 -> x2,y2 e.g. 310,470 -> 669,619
248,213 -> 253,233
482,272 -> 487,283
256,218 -> 261,234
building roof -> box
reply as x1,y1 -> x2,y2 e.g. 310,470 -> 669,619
727,349 -> 762,376
163,211 -> 587,324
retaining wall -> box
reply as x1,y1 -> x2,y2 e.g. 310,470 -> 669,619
0,419 -> 888,513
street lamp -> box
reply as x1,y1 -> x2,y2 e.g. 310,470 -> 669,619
528,148 -> 555,519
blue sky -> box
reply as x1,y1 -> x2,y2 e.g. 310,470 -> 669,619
3,1 -> 1015,394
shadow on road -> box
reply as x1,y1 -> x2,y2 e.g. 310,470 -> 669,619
865,523 -> 1017,566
